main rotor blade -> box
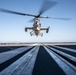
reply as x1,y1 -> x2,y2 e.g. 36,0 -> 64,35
38,0 -> 57,16
29,18 -> 35,22
0,8 -> 36,17
50,17 -> 71,20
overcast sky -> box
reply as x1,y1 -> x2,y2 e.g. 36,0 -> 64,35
0,0 -> 76,43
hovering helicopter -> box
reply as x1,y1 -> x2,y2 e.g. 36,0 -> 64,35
0,0 -> 71,36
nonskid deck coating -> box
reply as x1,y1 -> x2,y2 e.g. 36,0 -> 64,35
0,45 -> 76,75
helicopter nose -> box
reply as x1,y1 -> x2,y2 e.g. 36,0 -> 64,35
37,27 -> 40,30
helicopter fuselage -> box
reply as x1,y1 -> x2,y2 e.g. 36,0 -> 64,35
33,18 -> 41,36
25,17 -> 50,36
25,18 -> 49,36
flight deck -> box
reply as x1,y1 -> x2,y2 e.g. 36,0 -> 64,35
0,43 -> 76,75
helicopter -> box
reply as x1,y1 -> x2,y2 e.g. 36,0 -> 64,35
0,0 -> 71,37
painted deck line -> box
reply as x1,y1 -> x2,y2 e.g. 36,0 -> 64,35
44,46 -> 76,75
0,47 -> 32,64
32,46 -> 66,75
46,46 -> 76,70
0,46 -> 39,75
52,45 -> 76,53
19,46 -> 39,75
47,46 -> 76,62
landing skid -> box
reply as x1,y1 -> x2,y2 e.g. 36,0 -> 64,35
30,31 -> 43,37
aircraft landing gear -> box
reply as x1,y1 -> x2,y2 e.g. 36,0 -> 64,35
30,31 -> 34,36
30,32 -> 32,36
41,33 -> 43,37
